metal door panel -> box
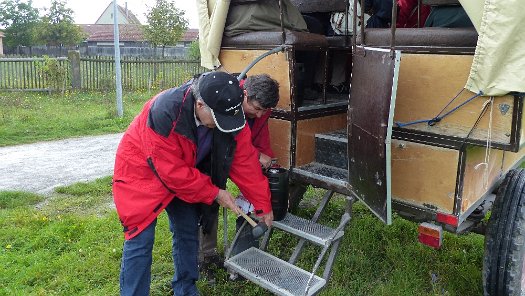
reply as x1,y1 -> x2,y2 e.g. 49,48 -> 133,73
348,47 -> 400,224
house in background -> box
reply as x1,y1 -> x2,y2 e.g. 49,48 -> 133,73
0,31 -> 4,55
180,29 -> 199,47
1,2 -> 198,57
95,2 -> 141,25
79,25 -> 198,58
80,24 -> 145,48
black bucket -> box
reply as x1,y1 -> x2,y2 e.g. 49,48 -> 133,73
266,167 -> 289,221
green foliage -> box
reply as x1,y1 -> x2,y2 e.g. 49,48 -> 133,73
0,191 -> 43,209
144,0 -> 188,56
149,66 -> 193,90
0,91 -> 156,146
36,0 -> 86,46
0,181 -> 485,295
0,0 -> 40,47
187,39 -> 201,60
35,55 -> 68,93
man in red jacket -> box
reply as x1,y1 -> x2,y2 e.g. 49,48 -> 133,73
198,74 -> 280,280
113,71 -> 274,296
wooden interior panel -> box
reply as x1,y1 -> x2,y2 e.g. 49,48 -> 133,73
268,118 -> 291,168
502,148 -> 525,173
295,114 -> 347,166
391,139 -> 458,213
395,53 -> 515,145
461,146 -> 504,213
219,49 -> 291,111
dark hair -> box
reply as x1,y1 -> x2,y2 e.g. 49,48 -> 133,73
244,74 -> 280,109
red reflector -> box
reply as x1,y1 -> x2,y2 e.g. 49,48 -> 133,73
436,212 -> 459,227
418,222 -> 443,249
418,233 -> 441,249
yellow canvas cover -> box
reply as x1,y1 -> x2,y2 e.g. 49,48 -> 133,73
197,0 -> 230,69
463,0 -> 525,96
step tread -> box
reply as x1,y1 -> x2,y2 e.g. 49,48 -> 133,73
225,248 -> 326,296
273,213 -> 344,246
293,162 -> 348,184
314,129 -> 347,142
291,162 -> 351,196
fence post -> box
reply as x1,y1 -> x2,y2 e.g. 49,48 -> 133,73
68,50 -> 81,89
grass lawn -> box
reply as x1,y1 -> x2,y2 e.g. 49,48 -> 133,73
0,89 -> 487,295
0,91 -> 156,147
0,178 -> 484,296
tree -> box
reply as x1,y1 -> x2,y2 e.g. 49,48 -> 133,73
187,39 -> 200,60
37,0 -> 85,46
0,0 -> 40,48
144,0 -> 188,57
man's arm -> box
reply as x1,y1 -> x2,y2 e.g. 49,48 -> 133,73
229,126 -> 273,219
252,111 -> 274,168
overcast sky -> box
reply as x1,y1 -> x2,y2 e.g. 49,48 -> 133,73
29,0 -> 199,28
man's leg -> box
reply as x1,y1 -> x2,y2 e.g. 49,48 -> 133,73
120,219 -> 157,296
198,209 -> 220,260
198,211 -> 222,283
165,198 -> 200,296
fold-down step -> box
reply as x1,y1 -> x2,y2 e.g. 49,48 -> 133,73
272,213 -> 344,246
225,248 -> 326,296
291,162 -> 351,195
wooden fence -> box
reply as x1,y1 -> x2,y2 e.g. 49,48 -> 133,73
0,57 -> 70,91
80,56 -> 205,90
5,45 -> 189,59
0,51 -> 206,91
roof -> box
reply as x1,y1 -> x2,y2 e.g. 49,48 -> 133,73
80,25 -> 199,43
183,29 -> 199,42
0,31 -> 4,38
80,24 -> 144,42
95,2 -> 141,25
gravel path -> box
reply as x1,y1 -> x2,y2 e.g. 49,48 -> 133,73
0,133 -> 123,194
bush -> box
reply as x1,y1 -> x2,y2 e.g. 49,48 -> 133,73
36,55 -> 68,94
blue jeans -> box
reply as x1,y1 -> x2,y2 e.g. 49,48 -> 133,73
120,198 -> 200,296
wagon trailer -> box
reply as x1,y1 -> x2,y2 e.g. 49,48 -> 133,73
196,0 -> 525,294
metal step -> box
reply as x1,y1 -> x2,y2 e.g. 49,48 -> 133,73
291,162 -> 352,196
225,248 -> 326,296
272,213 -> 344,246
314,129 -> 348,170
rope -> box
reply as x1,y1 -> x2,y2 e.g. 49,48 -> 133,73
395,90 -> 483,128
474,97 -> 494,190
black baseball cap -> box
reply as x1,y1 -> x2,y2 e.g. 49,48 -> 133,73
198,72 -> 245,132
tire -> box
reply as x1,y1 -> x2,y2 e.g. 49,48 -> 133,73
483,169 -> 525,296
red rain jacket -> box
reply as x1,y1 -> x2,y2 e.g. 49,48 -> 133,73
250,110 -> 274,157
239,79 -> 274,157
113,83 -> 271,240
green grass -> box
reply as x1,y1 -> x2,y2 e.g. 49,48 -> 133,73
0,91 -> 156,146
0,88 -> 486,295
0,180 -> 484,296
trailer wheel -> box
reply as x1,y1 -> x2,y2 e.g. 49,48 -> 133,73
483,169 -> 525,296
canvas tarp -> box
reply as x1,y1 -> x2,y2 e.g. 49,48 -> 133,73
461,0 -> 525,96
197,0 -> 230,69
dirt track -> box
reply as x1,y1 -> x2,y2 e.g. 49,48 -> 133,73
0,133 -> 123,194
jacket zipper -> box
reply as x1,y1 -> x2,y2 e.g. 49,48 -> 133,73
147,157 -> 177,195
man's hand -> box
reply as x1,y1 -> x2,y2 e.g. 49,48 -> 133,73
259,153 -> 272,169
214,189 -> 242,215
259,210 -> 274,227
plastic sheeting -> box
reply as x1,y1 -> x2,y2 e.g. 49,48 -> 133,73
463,0 -> 525,96
197,0 -> 230,69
